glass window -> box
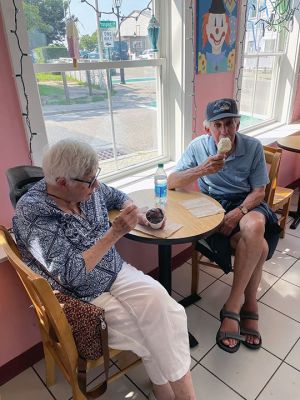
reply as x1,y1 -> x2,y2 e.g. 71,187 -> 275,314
239,0 -> 289,130
22,0 -> 166,178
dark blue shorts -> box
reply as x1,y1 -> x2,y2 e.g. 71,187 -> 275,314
196,193 -> 281,273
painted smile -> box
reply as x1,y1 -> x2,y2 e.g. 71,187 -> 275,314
210,32 -> 225,46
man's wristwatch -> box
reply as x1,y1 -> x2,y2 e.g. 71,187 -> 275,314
238,205 -> 248,215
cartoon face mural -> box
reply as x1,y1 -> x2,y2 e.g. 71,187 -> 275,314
206,13 -> 229,55
196,0 -> 237,74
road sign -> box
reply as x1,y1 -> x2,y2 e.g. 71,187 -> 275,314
102,30 -> 114,48
99,20 -> 116,29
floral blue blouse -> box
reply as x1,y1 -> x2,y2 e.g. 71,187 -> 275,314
13,179 -> 129,301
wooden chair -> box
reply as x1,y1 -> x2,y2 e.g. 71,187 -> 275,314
0,225 -> 141,400
190,145 -> 294,296
263,145 -> 294,238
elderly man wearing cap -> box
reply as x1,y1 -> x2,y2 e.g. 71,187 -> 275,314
168,98 -> 281,354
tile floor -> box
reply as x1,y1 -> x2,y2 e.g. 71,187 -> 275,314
1,217 -> 300,399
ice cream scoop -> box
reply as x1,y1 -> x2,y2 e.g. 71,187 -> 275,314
217,137 -> 232,153
146,207 -> 165,229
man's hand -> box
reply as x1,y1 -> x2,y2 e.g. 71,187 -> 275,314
219,209 -> 242,236
112,204 -> 139,237
199,154 -> 225,176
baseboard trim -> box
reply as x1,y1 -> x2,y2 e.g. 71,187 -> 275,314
0,342 -> 44,386
288,178 -> 300,190
0,246 -> 193,386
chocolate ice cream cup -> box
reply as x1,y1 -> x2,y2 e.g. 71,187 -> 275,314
146,207 -> 165,229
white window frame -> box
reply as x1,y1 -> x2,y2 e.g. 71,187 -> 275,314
235,0 -> 300,135
1,0 -> 191,178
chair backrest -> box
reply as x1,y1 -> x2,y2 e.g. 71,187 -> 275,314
6,165 -> 44,208
263,145 -> 282,207
0,225 -> 79,375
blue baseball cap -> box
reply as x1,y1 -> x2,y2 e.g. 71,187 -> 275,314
206,98 -> 240,122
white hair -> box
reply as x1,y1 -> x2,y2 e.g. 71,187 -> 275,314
42,139 -> 99,184
203,119 -> 209,129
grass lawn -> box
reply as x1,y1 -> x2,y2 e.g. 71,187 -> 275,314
38,83 -> 106,105
38,84 -> 65,96
36,72 -> 84,85
45,95 -> 105,105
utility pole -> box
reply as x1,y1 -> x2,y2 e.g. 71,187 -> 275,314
95,0 -> 103,61
113,0 -> 125,84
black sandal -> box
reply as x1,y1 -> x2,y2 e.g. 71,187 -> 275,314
240,311 -> 262,350
216,308 -> 245,354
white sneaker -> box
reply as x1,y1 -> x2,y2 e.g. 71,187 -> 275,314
148,391 -> 157,400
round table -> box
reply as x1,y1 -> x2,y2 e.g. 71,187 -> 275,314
277,134 -> 300,229
110,189 -> 224,348
110,189 -> 224,292
277,135 -> 300,153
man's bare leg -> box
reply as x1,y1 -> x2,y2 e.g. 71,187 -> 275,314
153,371 -> 196,400
240,238 -> 268,345
219,212 -> 267,348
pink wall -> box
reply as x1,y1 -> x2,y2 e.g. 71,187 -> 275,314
194,72 -> 235,137
292,72 -> 300,122
116,238 -> 189,274
0,9 -> 30,228
0,261 -> 41,366
278,149 -> 300,188
0,8 -> 40,368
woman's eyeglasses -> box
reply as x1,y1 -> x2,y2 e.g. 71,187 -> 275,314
71,167 -> 101,188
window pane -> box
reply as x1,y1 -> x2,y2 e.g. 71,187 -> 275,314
37,65 -> 161,176
25,0 -> 165,177
24,0 -> 155,64
240,55 -> 277,129
239,0 -> 288,129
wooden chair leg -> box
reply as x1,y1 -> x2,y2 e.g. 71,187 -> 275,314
280,197 -> 292,238
191,243 -> 199,295
43,344 -> 56,387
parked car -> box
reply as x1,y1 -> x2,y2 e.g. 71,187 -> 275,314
87,51 -> 100,60
139,49 -> 155,60
80,50 -> 89,59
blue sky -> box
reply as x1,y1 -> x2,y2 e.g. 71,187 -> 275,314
69,0 -> 152,35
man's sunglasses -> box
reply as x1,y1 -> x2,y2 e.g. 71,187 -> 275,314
71,167 -> 101,188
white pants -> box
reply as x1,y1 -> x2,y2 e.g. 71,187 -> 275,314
91,262 -> 191,385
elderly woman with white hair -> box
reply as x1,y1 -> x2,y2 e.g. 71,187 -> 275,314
13,139 -> 196,400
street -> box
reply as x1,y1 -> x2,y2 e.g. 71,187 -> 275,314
42,73 -> 159,173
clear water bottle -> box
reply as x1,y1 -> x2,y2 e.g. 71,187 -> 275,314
154,163 -> 167,207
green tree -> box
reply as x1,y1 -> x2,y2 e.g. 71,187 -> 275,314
80,32 -> 98,51
24,0 -> 66,45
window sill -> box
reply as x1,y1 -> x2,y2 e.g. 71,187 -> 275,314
107,161 -> 176,193
242,121 -> 300,145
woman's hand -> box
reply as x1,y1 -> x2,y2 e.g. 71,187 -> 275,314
137,210 -> 150,226
111,204 -> 139,237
